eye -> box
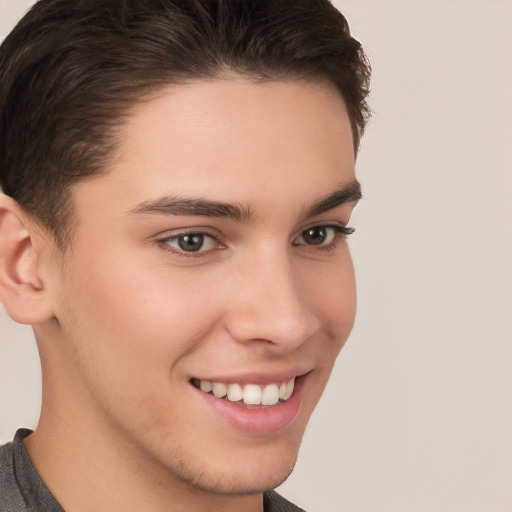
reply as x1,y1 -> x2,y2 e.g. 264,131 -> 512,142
161,232 -> 219,254
293,225 -> 355,247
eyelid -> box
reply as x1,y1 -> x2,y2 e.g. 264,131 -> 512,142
155,225 -> 222,241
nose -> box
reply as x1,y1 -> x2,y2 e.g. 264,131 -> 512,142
223,249 -> 320,351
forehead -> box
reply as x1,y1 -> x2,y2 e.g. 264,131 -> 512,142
72,78 -> 355,221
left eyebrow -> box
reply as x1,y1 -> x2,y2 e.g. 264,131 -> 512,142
302,180 -> 362,218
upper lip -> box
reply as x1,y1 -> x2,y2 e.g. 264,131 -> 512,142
191,366 -> 314,386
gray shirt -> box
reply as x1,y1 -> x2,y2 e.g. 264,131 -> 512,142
0,429 -> 305,512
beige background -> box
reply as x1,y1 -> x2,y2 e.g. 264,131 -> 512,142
1,1 -> 511,510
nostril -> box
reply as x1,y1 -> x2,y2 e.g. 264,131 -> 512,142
223,306 -> 319,349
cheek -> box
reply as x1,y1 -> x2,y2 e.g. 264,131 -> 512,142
57,254 -> 225,386
297,253 -> 356,420
302,250 -> 357,342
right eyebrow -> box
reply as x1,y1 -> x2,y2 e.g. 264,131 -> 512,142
127,196 -> 255,223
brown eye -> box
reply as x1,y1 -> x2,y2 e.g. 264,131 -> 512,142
163,232 -> 218,254
293,225 -> 354,248
301,226 -> 328,245
177,234 -> 205,252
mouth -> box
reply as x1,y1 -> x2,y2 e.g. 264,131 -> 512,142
190,372 -> 310,434
190,376 -> 298,409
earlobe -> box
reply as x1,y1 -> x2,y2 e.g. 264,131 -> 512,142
0,193 -> 54,324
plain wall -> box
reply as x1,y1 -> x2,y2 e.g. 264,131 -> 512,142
1,1 -> 511,511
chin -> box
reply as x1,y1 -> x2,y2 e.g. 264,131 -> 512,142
162,440 -> 300,496
189,454 -> 298,496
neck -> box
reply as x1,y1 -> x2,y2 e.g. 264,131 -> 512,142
25,413 -> 263,512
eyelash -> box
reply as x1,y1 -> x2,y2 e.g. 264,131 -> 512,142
158,224 -> 355,258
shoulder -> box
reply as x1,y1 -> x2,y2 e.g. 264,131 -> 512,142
263,490 -> 307,512
0,436 -> 28,512
1,429 -> 64,512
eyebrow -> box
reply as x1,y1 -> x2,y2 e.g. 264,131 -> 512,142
302,179 -> 362,218
128,196 -> 255,223
128,180 -> 361,222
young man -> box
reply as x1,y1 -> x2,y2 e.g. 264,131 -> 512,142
0,1 -> 370,510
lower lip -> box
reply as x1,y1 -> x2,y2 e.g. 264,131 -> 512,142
192,377 -> 305,436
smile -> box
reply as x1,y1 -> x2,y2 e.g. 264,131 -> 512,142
191,378 -> 295,408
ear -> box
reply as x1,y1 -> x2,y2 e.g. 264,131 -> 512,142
0,193 -> 54,324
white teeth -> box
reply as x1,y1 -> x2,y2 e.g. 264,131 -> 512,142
212,382 -> 227,398
200,380 -> 213,393
227,383 -> 243,402
196,377 -> 296,406
261,383 -> 280,406
243,384 -> 262,405
282,378 -> 295,400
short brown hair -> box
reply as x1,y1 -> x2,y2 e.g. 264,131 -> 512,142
0,0 -> 371,248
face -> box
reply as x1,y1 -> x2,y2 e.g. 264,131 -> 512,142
43,79 -> 359,495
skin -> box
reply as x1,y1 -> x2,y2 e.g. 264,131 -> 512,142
0,78 -> 359,512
